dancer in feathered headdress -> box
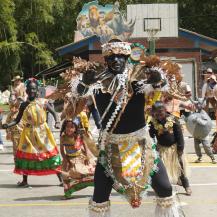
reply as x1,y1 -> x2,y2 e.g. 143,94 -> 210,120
50,39 -> 184,217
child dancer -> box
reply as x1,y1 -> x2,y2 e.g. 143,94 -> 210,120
149,101 -> 192,196
60,119 -> 95,199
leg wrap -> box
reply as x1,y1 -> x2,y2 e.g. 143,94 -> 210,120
88,199 -> 111,217
155,195 -> 183,217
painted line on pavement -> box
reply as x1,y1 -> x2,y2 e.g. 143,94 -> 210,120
174,182 -> 217,187
190,182 -> 217,186
0,169 -> 13,172
0,201 -> 153,207
1,199 -> 217,207
189,164 -> 217,168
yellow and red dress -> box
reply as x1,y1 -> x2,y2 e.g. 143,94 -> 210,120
14,98 -> 61,175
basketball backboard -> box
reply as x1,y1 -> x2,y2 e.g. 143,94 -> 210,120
127,4 -> 178,38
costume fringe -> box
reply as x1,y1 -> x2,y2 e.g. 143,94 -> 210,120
158,144 -> 183,184
88,209 -> 111,217
88,199 -> 110,217
155,195 -> 184,217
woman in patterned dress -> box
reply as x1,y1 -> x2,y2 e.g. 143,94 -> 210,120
3,78 -> 62,187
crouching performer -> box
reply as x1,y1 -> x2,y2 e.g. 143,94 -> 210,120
55,40 -> 183,217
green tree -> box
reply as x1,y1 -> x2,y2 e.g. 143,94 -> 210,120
14,0 -> 56,78
179,0 -> 217,39
0,0 -> 19,89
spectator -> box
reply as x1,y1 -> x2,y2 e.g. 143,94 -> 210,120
12,75 -> 27,101
1,87 -> 11,104
201,69 -> 216,112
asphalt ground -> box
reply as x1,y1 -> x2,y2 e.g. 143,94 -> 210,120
1,119 -> 217,217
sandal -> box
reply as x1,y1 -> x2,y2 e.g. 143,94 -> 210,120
17,181 -> 30,188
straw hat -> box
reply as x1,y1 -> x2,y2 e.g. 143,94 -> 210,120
12,75 -> 23,82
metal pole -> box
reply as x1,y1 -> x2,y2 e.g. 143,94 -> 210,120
148,39 -> 156,55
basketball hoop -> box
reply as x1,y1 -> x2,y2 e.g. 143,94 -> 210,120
146,29 -> 159,41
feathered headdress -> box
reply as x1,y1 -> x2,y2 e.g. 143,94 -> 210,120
102,41 -> 131,57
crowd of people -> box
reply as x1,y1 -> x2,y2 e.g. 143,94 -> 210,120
0,39 -> 217,217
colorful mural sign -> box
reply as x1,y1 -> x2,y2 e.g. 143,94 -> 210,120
76,1 -> 135,44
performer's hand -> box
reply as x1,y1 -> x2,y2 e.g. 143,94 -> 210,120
187,104 -> 196,111
54,121 -> 60,129
2,124 -> 8,129
82,69 -> 97,85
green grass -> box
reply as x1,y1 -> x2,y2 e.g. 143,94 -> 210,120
0,104 -> 9,112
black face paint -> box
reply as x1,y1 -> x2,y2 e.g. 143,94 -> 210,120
26,82 -> 38,101
106,54 -> 127,75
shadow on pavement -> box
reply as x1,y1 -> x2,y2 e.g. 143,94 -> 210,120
0,152 -> 13,155
0,184 -> 59,188
14,194 -> 91,201
0,184 -> 18,188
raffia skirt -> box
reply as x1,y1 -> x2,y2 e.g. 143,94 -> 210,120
158,144 -> 188,184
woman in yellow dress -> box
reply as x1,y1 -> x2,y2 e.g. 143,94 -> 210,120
3,78 -> 62,187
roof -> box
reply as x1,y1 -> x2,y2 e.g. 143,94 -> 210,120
56,35 -> 100,57
179,28 -> 217,49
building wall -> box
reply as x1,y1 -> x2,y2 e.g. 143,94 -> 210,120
130,37 -> 195,49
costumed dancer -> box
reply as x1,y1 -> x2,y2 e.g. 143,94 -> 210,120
51,40 -> 184,217
5,95 -> 23,159
77,108 -> 90,132
160,61 -> 192,119
2,78 -> 62,187
149,101 -> 192,196
74,108 -> 99,157
60,119 -> 95,199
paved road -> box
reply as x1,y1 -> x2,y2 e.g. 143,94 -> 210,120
1,121 -> 217,217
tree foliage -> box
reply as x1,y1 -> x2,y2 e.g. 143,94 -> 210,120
0,0 -> 216,89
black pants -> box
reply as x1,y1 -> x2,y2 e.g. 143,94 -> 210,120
179,158 -> 190,189
93,159 -> 172,203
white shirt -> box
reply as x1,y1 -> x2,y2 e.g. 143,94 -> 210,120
202,82 -> 215,99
